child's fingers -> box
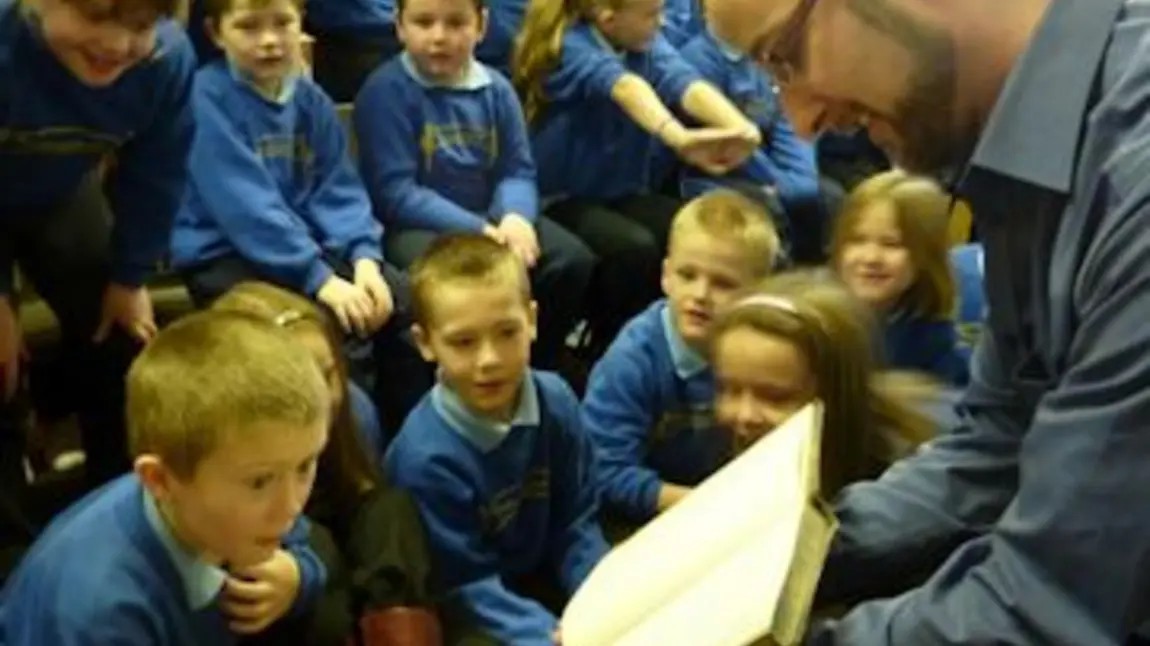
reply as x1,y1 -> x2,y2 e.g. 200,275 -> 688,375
224,577 -> 273,603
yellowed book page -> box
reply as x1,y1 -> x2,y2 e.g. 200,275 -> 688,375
561,403 -> 823,646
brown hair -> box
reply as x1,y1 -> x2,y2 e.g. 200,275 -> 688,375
669,190 -> 782,277
127,309 -> 329,478
212,282 -> 378,520
409,234 -> 531,328
512,0 -> 626,124
200,0 -> 304,24
710,270 -> 936,496
830,169 -> 956,320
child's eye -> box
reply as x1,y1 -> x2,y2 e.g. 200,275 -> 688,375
246,473 -> 275,491
296,457 -> 317,477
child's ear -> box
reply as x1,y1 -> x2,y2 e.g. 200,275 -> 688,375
477,7 -> 490,40
411,323 -> 437,363
134,455 -> 178,502
660,256 -> 673,297
593,6 -> 616,28
205,17 -> 224,49
527,300 -> 539,342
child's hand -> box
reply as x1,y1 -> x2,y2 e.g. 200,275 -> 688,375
498,214 -> 540,268
353,259 -> 395,332
222,549 -> 301,635
482,224 -> 507,245
667,126 -> 757,175
317,275 -> 374,337
94,282 -> 157,344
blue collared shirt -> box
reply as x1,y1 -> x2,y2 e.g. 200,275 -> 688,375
399,52 -> 492,90
811,0 -> 1150,643
661,303 -> 709,379
431,377 -> 541,453
142,492 -> 227,611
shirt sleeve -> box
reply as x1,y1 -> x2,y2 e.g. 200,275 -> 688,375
811,237 -> 1150,644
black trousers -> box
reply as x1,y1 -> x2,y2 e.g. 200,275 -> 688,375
547,194 -> 682,357
183,253 -> 433,437
0,173 -> 142,492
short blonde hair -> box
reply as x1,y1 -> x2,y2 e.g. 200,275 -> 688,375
127,309 -> 330,478
669,190 -> 782,277
830,170 -> 956,319
410,234 -> 532,328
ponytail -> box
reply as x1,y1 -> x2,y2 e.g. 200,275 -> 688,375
512,0 -> 577,125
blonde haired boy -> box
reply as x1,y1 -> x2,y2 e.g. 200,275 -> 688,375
385,234 -> 608,644
0,310 -> 333,644
582,189 -> 781,523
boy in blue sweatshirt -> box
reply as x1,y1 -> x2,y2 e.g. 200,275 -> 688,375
582,191 -> 779,524
355,0 -> 594,371
0,0 -> 195,498
385,235 -> 609,645
677,27 -> 833,263
0,310 -> 338,645
170,0 -> 431,432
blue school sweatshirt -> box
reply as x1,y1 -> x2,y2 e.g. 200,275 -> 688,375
350,381 -> 386,467
950,243 -> 985,366
661,0 -> 703,48
531,23 -> 701,202
582,300 -> 728,520
356,54 -> 537,233
171,61 -> 384,297
882,310 -> 969,386
305,0 -> 394,40
0,3 -> 195,293
385,371 -> 609,645
0,475 -> 325,645
475,0 -> 529,76
677,30 -> 819,208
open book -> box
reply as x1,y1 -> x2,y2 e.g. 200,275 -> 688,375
562,402 -> 837,646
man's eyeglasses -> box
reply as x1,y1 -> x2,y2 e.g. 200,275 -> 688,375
760,0 -> 818,85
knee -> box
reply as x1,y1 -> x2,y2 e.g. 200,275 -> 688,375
540,238 -> 596,289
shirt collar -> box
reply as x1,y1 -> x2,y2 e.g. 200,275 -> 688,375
963,0 -> 1123,193
432,375 -> 541,452
661,302 -> 709,379
400,51 -> 492,90
143,491 -> 227,610
227,59 -> 299,105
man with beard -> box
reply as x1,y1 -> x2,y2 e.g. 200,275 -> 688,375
703,0 -> 1150,644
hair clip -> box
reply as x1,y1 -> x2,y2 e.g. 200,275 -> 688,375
735,294 -> 798,313
274,310 -> 304,327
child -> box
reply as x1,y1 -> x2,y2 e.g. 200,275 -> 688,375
677,23 -> 831,264
385,234 -> 608,644
475,0 -> 528,75
950,242 -> 986,366
830,170 -> 970,385
0,310 -> 336,644
169,0 -> 431,430
710,271 -> 936,495
511,0 -> 760,352
355,0 -> 595,371
582,191 -> 780,523
213,282 -> 443,645
0,0 -> 195,491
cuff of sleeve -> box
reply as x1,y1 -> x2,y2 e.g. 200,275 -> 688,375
303,261 -> 335,298
348,242 -> 385,265
287,544 -> 328,618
